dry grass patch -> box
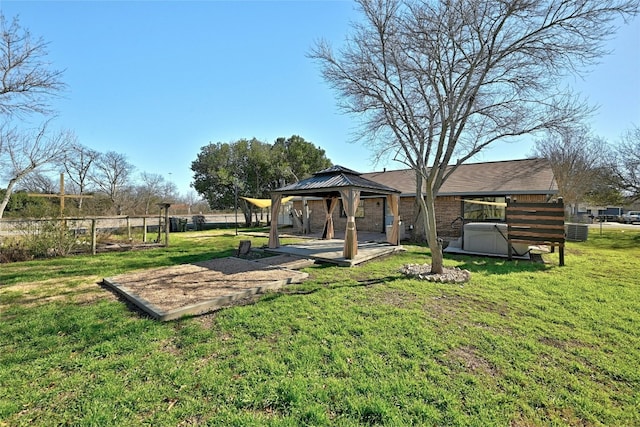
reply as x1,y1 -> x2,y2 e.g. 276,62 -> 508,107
0,276 -> 109,309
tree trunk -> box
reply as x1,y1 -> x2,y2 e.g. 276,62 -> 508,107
291,209 -> 303,232
411,173 -> 427,242
422,186 -> 444,274
0,189 -> 13,219
243,204 -> 252,227
0,177 -> 20,219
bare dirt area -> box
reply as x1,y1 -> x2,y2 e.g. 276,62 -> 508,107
103,255 -> 311,320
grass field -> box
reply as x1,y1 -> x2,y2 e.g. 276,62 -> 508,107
1,228 -> 639,426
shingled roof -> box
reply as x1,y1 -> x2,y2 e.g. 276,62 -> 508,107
361,158 -> 557,197
274,165 -> 400,197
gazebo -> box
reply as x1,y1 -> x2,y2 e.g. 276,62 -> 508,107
268,165 -> 402,259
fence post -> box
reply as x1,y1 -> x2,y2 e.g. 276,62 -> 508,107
143,217 -> 147,243
164,207 -> 170,247
126,216 -> 131,241
156,202 -> 172,247
91,218 -> 97,255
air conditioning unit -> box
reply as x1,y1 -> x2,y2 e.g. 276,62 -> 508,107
565,223 -> 588,242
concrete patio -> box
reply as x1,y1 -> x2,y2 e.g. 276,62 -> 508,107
266,230 -> 404,267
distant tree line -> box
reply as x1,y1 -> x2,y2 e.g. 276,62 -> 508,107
0,143 -> 211,218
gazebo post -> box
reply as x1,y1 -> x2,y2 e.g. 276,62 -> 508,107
340,188 -> 360,259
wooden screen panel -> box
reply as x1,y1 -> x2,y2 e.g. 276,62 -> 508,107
506,201 -> 565,265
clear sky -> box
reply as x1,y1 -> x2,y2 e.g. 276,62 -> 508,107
1,0 -> 638,196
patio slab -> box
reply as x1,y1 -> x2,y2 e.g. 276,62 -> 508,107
102,256 -> 309,321
266,238 -> 404,267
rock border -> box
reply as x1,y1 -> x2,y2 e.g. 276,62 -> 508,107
400,264 -> 471,284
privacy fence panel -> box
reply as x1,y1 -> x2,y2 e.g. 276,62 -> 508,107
506,200 -> 565,266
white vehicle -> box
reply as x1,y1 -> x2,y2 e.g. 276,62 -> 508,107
621,211 -> 640,224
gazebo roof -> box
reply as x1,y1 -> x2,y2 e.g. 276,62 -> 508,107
273,165 -> 401,198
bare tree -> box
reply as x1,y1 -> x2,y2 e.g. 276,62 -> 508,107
0,14 -> 65,117
0,13 -> 68,218
0,122 -> 72,218
179,189 -> 209,215
91,151 -> 134,215
612,125 -> 640,202
61,141 -> 100,210
183,189 -> 201,215
17,170 -> 58,194
310,0 -> 638,273
161,180 -> 178,202
137,172 -> 168,215
533,125 -> 608,217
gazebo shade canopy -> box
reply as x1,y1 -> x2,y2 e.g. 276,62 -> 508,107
273,165 -> 400,197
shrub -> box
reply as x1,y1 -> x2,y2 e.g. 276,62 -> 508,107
13,219 -> 83,259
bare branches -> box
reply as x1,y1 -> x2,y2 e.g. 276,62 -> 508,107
612,126 -> 640,201
0,121 -> 71,179
0,15 -> 66,117
0,122 -> 73,217
90,151 -> 135,214
532,124 -> 608,210
62,142 -> 99,195
311,0 -> 638,175
0,13 -> 67,217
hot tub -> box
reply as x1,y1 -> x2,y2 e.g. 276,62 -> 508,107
463,222 -> 530,256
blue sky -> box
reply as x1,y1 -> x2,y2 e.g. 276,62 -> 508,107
1,1 -> 638,196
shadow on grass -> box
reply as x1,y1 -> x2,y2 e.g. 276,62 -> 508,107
258,275 -> 403,303
169,275 -> 406,322
444,253 -> 551,275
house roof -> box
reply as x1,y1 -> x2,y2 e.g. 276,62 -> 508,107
274,165 -> 401,198
361,158 -> 558,197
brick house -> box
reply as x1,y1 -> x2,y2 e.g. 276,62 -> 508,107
293,158 -> 558,240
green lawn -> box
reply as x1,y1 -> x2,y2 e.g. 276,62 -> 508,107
1,228 -> 639,426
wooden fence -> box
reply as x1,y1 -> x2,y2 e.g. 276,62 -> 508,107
0,214 -> 169,255
506,199 -> 566,266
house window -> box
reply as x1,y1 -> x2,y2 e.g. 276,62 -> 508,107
463,197 -> 506,221
340,200 -> 365,218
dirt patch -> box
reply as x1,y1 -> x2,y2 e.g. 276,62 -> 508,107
103,256 -> 310,320
367,288 -> 419,308
445,345 -> 498,376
